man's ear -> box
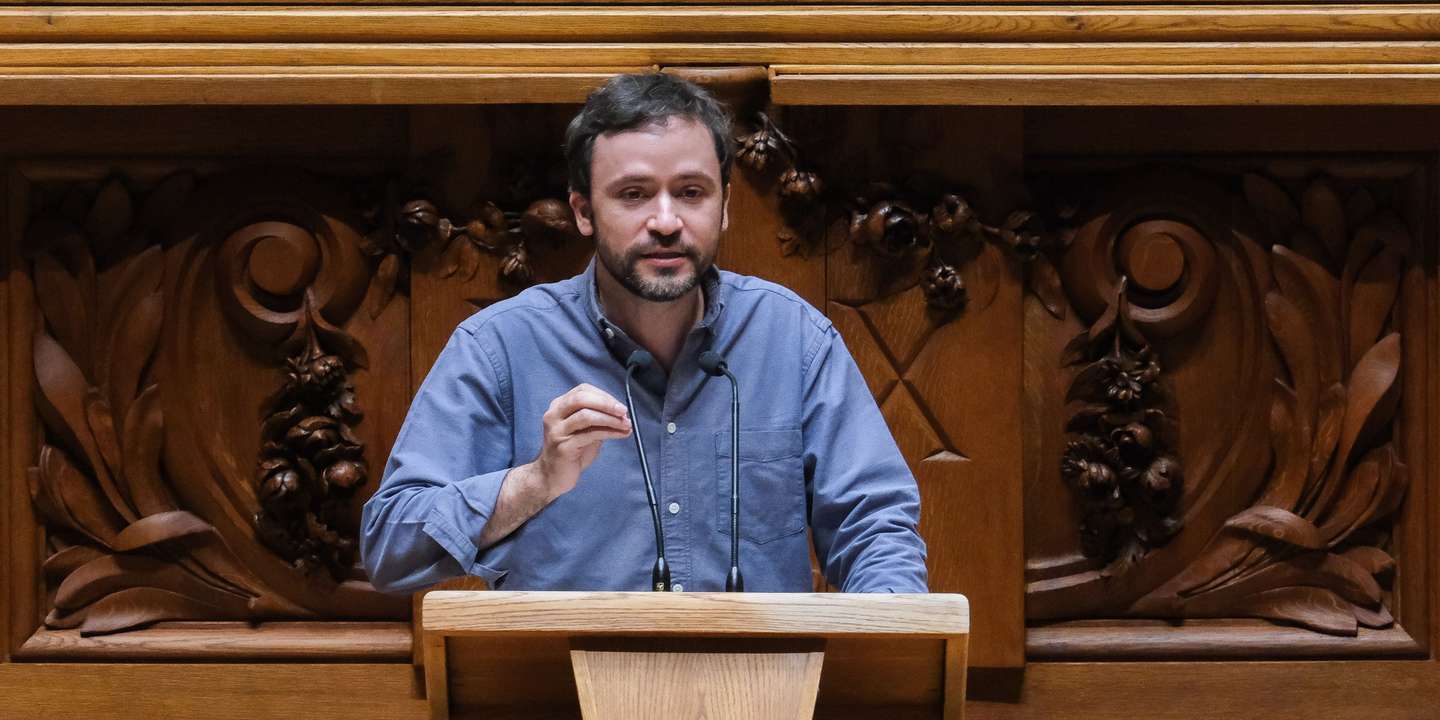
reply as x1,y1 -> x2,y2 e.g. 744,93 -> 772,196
569,190 -> 594,237
721,183 -> 731,233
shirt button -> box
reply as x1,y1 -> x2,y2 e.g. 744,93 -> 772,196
667,502 -> 681,515
671,583 -> 684,592
666,422 -> 677,434
603,327 -> 615,340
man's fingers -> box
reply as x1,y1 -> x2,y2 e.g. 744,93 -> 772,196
550,385 -> 628,420
553,408 -> 631,439
561,427 -> 632,449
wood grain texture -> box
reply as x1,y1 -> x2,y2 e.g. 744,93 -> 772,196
6,42 -> 1440,69
1028,621 -> 1424,660
0,663 -> 428,719
570,639 -> 825,720
423,591 -> 970,637
965,661 -> 1440,719
773,73 -> 1440,106
0,69 -> 644,105
0,159 -> 9,663
15,621 -> 413,661
4,165 -> 38,660
3,6 -> 1440,43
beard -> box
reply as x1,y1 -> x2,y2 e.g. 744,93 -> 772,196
595,234 -> 716,303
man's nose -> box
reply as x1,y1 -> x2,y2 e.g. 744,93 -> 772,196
647,194 -> 684,238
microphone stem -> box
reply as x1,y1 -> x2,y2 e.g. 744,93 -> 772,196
625,365 -> 669,591
723,367 -> 744,592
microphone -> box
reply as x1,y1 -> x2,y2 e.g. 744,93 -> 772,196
624,350 -> 671,591
699,350 -> 744,592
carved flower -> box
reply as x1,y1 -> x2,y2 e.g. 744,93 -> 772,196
520,198 -> 578,246
778,169 -> 823,203
1061,439 -> 1121,507
931,194 -> 980,243
736,128 -> 782,173
999,210 -> 1046,261
921,263 -> 967,310
852,200 -> 924,257
1140,455 -> 1183,509
500,244 -> 533,286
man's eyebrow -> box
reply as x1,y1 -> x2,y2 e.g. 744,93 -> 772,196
606,174 -> 656,187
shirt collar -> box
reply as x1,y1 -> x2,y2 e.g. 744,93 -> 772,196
580,255 -> 728,341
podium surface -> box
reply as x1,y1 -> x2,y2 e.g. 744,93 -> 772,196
420,591 -> 969,720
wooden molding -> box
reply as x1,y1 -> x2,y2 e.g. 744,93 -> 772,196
1028,620 -> 1425,660
15,621 -> 413,661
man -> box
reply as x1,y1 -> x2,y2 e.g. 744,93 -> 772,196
361,73 -> 927,594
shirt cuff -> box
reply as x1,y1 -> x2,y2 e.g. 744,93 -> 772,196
421,468 -> 511,586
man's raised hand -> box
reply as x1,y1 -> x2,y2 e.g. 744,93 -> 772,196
533,383 -> 632,500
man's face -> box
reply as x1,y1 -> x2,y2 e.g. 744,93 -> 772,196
570,116 -> 729,303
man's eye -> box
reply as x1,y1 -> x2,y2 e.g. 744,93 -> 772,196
680,187 -> 704,200
620,189 -> 646,201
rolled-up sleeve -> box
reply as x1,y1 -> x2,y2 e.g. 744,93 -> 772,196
802,324 -> 930,593
361,325 -> 519,594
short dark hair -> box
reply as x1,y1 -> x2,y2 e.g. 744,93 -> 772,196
564,73 -> 734,197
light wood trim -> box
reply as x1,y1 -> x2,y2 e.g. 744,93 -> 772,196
0,664 -> 428,718
5,42 -> 1440,69
944,637 -> 969,720
15,621 -> 414,661
1027,622 -> 1425,660
773,63 -> 1440,75
423,632 -> 449,720
423,591 -> 970,637
3,6 -> 1440,43
773,73 -> 1440,105
0,69 -> 647,105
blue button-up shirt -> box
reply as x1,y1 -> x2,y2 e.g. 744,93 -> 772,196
361,261 -> 928,593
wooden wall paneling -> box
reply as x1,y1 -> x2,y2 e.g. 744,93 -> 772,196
5,164 -> 39,660
4,6 -> 1440,44
786,106 -> 1025,667
1396,160 -> 1433,653
17,621 -> 412,662
964,660 -> 1440,720
0,663 -> 429,719
1,160 -> 10,662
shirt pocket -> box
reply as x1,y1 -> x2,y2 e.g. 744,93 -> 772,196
715,428 -> 807,545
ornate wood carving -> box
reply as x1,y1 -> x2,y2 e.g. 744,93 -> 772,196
25,168 -> 413,634
1027,163 -> 1414,638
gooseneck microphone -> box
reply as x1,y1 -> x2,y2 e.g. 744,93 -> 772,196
624,350 -> 671,591
699,350 -> 744,592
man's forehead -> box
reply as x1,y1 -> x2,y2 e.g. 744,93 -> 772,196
591,116 -> 720,179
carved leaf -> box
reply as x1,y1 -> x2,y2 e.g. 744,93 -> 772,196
1242,173 -> 1299,241
1172,534 -> 1254,597
1335,333 -> 1401,471
1317,445 -> 1387,543
121,383 -> 175,516
1341,546 -> 1396,577
77,587 -> 227,636
1029,255 -> 1067,320
1064,403 -> 1111,434
1260,381 -> 1308,511
100,247 -> 164,424
40,444 -> 123,549
28,465 -> 78,535
84,389 -> 132,518
457,239 -> 482,282
34,252 -> 94,381
1354,603 -> 1394,629
1060,331 -> 1090,366
1345,188 -> 1377,229
1308,384 -> 1346,488
33,330 -> 101,471
1087,292 -> 1118,344
1066,361 -> 1109,404
1302,178 -> 1347,264
310,298 -> 370,370
43,545 -> 105,585
54,553 -> 247,613
1223,505 -> 1325,550
365,253 -> 401,320
1315,552 -> 1383,608
113,510 -> 214,552
1238,586 -> 1358,636
1264,293 -> 1317,450
85,177 -> 134,249
138,171 -> 196,234
1272,245 -> 1342,389
1347,246 -> 1400,371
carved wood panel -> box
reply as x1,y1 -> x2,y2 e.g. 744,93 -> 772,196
1024,159 -> 1428,655
18,164 -> 413,638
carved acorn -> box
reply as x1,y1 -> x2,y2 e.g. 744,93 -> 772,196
930,194 -> 981,243
465,201 -> 509,247
1111,422 -> 1155,466
500,244 -> 533,286
852,200 -> 924,257
322,459 -> 367,491
921,263 -> 968,310
1140,455 -> 1183,509
778,169 -> 823,203
521,198 -> 579,246
999,209 -> 1046,260
736,128 -> 782,173
285,415 -> 342,454
258,458 -> 303,505
1061,439 -> 1122,507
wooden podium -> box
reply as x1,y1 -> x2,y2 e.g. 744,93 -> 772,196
420,591 -> 969,720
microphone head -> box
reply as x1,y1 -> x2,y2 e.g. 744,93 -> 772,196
698,350 -> 728,376
626,349 -> 655,371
